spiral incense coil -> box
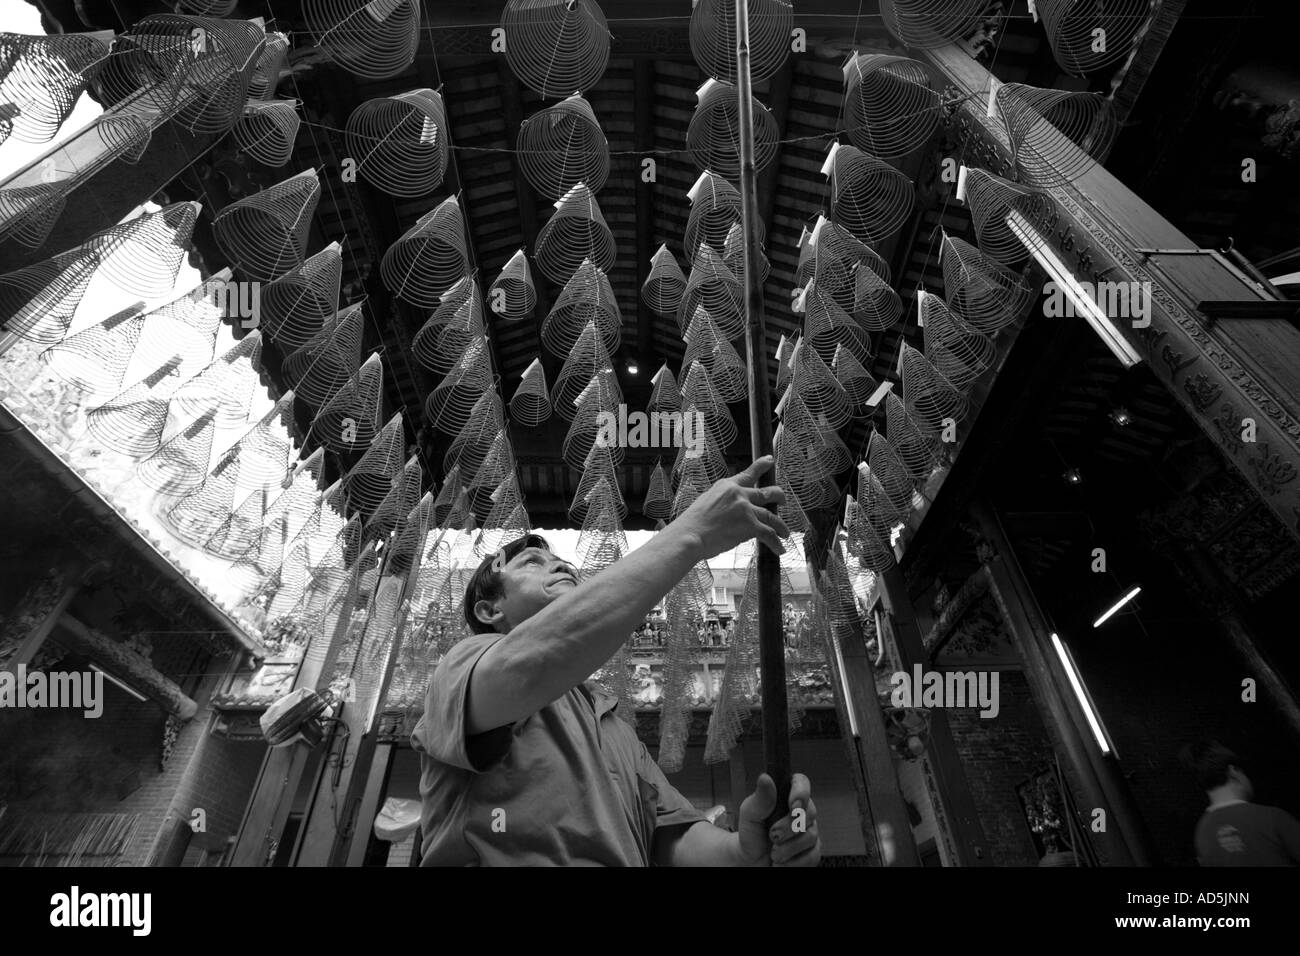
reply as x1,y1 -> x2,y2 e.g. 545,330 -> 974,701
162,448 -> 242,546
825,143 -> 914,244
774,334 -> 796,395
212,169 -> 321,282
682,307 -> 747,403
858,458 -> 908,533
721,221 -> 770,286
961,167 -> 1046,267
785,339 -> 852,430
444,392 -> 506,477
679,360 -> 737,449
303,0 -> 420,81
795,216 -> 891,299
171,330 -> 262,428
1040,0 -> 1153,77
312,352 -> 384,453
844,494 -> 896,572
228,512 -> 288,597
867,428 -> 916,517
501,0 -> 610,97
686,79 -> 779,182
703,555 -> 760,762
683,171 -> 764,259
381,195 -> 470,308
774,433 -> 846,508
39,305 -> 144,399
641,245 -> 686,317
234,99 -> 300,168
342,413 -> 406,517
412,276 -> 486,374
509,358 -> 552,426
689,0 -> 792,83
0,182 -> 66,250
88,201 -> 202,300
0,31 -> 113,144
247,31 -> 290,100
832,343 -> 879,408
95,109 -> 155,165
642,458 -> 672,520
878,0 -> 987,49
228,392 -> 297,486
84,356 -> 184,458
432,464 -> 468,525
780,390 -> 852,474
995,83 -> 1118,188
774,466 -> 812,536
940,232 -> 1033,333
576,477 -> 628,563
678,244 -> 744,340
647,363 -> 681,415
488,249 -> 537,322
260,242 -> 343,350
282,303 -> 365,407
135,408 -> 219,495
843,53 -> 940,158
671,418 -> 729,486
463,430 -> 517,508
884,390 -> 939,482
131,271 -> 231,375
477,476 -> 531,556
364,456 -> 423,544
424,335 -> 496,434
533,183 -> 617,286
564,375 -> 625,470
205,479 -> 274,560
345,88 -> 449,197
541,258 -> 621,358
570,445 -> 627,523
552,321 -> 617,422
919,289 -> 995,392
796,281 -> 872,366
518,93 -> 609,199
899,340 -> 967,435
0,248 -> 99,345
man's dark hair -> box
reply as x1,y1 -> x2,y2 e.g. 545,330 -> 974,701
1179,739 -> 1242,791
463,533 -> 552,635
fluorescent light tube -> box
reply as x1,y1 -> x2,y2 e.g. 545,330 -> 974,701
1093,586 -> 1141,628
89,663 -> 147,702
831,635 -> 860,738
1051,633 -> 1112,756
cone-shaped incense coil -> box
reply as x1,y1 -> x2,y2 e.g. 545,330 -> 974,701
775,424 -> 843,510
533,183 -> 617,286
228,513 -> 287,597
858,457 -> 908,535
552,321 -> 617,421
940,232 -> 1033,333
133,270 -> 230,372
878,0 -> 987,49
919,290 -> 995,391
884,391 -> 939,482
689,0 -> 791,83
170,330 -> 261,428
381,195 -> 469,308
364,456 -> 423,544
432,464 -> 466,525
671,416 -> 728,486
501,0 -> 610,97
795,217 -> 889,289
75,201 -> 200,300
162,447 -> 242,546
657,561 -> 713,770
686,79 -> 779,182
564,375 -> 625,470
464,430 -> 516,505
899,339 -> 968,434
260,241 -> 342,350
345,88 -> 449,196
570,445 -> 627,522
0,182 -> 67,249
213,169 -> 321,281
85,355 -> 184,458
797,281 -> 872,366
0,31 -> 113,144
343,413 -> 406,516
995,83 -> 1118,188
509,358 -> 551,426
832,343 -> 879,408
683,171 -> 765,259
775,333 -> 796,395
576,481 -> 628,560
0,248 -> 98,345
246,31 -> 289,101
425,335 -> 496,434
282,303 -> 365,407
775,464 -> 813,534
787,339 -> 852,430
413,277 -> 486,374
135,407 -> 219,495
704,555 -> 762,763
962,167 -> 1046,267
826,143 -> 914,244
445,393 -> 507,478
302,0 -> 420,81
682,307 -> 747,403
642,458 -> 672,521
475,480 -> 532,558
488,249 -> 537,322
542,258 -> 622,358
234,99 -> 300,167
845,493 -> 895,572
647,363 -> 682,415
229,391 -> 296,485
313,352 -> 384,452
93,109 -> 155,165
642,245 -> 686,317
779,391 -> 853,476
1041,0 -> 1152,77
518,93 -> 609,199
843,53 -> 940,158
39,304 -> 145,399
679,359 -> 737,448
679,243 -> 744,340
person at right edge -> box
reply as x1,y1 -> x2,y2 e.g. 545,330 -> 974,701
1181,739 -> 1300,865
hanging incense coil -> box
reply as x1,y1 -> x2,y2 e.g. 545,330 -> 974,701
774,431 -> 847,509
961,167 -> 1046,267
171,330 -> 262,428
282,303 -> 365,407
364,456 -> 423,544
689,0 -> 791,83
432,464 -> 468,526
94,108 -> 156,165
345,88 -> 449,197
381,195 -> 470,308
552,321 -> 617,422
775,334 -> 796,395
576,476 -> 628,563
825,143 -> 914,244
678,360 -> 737,449
796,280 -> 873,366
0,183 -> 66,250
39,305 -> 145,399
302,0 -> 420,81
786,339 -> 852,430
0,31 -> 113,144
81,201 -> 201,300
135,408 -> 219,495
488,249 -> 537,321
425,335 -> 496,434
832,344 -> 879,408
212,169 -> 321,281
476,476 -> 532,557
940,232 -> 1033,333
899,340 -> 968,435
132,271 -> 230,375
443,392 -> 506,478
501,0 -> 610,97
228,512 -> 288,597
704,555 -> 761,762
683,171 -> 764,259
463,429 -> 517,509
867,428 -> 916,516
647,363 -> 681,415
686,80 -> 779,182
234,99 -> 300,168
884,390 -> 939,482
795,217 -> 892,306
229,391 -> 297,486
1040,0 -> 1153,77
918,289 -> 995,392
564,374 -> 625,470
412,277 -> 486,374
533,184 -> 617,286
518,94 -> 609,199
246,31 -> 290,100
641,245 -> 686,318
678,244 -> 744,340
162,447 -> 242,546
995,83 -> 1118,188
0,247 -> 99,345
204,478 -> 274,559
509,358 -> 551,426
844,493 -> 896,572
671,417 -> 729,486
570,445 -> 627,522
779,391 -> 852,475
342,413 -> 406,516
843,53 -> 940,158
682,307 -> 747,403
541,258 -> 622,358
878,0 -> 987,49
642,458 -> 672,521
260,242 -> 343,350
312,352 -> 384,453
84,356 -> 185,458
721,220 -> 770,286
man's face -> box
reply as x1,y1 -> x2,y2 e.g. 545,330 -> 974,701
477,547 -> 579,633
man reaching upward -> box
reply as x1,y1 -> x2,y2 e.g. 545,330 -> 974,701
411,456 -> 821,866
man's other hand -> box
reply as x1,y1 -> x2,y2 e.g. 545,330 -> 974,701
737,773 -> 821,867
677,455 -> 790,559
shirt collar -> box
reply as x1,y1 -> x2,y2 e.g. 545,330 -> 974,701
583,681 -> 621,718
1207,798 -> 1247,811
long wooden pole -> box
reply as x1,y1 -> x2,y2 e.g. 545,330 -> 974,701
735,0 -> 790,824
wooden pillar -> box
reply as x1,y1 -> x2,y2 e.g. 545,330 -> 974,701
54,614 -> 198,719
727,738 -> 748,824
0,556 -> 88,673
345,742 -> 395,868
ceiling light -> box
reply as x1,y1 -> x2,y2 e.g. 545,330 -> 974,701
1093,586 -> 1141,628
1109,407 -> 1131,427
626,361 -> 638,375
1063,467 -> 1083,485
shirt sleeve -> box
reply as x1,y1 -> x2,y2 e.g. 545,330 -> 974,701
412,633 -> 514,772
636,741 -> 707,832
